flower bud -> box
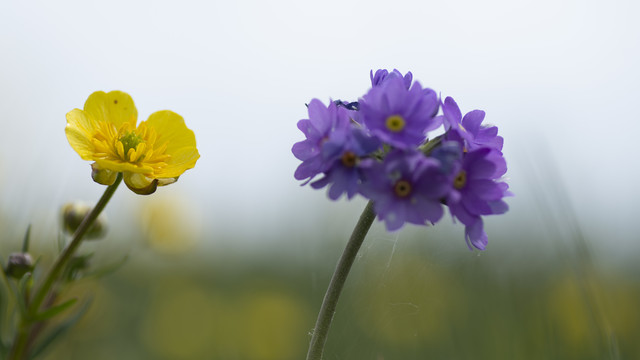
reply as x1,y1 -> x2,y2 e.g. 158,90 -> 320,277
61,202 -> 108,239
5,253 -> 33,279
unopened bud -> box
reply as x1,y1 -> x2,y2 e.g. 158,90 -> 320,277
61,202 -> 108,239
5,253 -> 33,279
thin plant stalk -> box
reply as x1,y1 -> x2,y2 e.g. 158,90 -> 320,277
9,173 -> 123,360
306,200 -> 376,360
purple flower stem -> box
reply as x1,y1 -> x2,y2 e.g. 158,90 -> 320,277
307,201 -> 376,360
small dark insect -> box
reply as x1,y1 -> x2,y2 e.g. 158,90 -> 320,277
304,100 -> 360,111
334,100 -> 360,111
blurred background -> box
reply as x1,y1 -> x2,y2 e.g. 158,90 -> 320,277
1,0 -> 639,359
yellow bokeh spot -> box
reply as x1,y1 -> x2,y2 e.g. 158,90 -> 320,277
140,281 -> 227,360
139,194 -> 202,254
547,275 -> 600,355
242,291 -> 311,360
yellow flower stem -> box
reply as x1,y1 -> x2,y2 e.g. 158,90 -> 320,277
9,173 -> 123,360
306,201 -> 376,360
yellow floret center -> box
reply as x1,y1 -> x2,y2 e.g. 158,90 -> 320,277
394,180 -> 412,198
90,119 -> 170,170
385,115 -> 406,132
454,170 -> 467,189
341,151 -> 357,168
119,132 -> 145,160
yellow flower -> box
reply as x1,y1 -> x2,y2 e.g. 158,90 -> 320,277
66,91 -> 199,194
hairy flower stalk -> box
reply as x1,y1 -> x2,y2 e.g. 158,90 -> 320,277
9,174 -> 122,360
306,201 -> 375,360
293,69 -> 511,358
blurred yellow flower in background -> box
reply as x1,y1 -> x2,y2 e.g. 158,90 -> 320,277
66,91 -> 199,194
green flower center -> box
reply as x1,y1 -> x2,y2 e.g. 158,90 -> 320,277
394,180 -> 412,198
385,115 -> 405,132
454,170 -> 467,189
341,151 -> 357,167
119,132 -> 144,157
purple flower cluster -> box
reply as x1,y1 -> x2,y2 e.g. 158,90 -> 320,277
292,69 -> 511,250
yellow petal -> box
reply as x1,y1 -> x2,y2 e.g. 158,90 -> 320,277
144,110 -> 200,178
157,176 -> 179,187
65,109 -> 97,160
83,91 -> 138,129
94,158 -> 154,174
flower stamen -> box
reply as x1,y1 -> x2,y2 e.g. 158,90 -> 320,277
393,179 -> 412,197
119,132 -> 144,160
341,151 -> 357,167
454,170 -> 467,189
385,115 -> 405,132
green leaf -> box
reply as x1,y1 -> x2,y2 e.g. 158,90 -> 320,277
62,253 -> 94,282
22,225 -> 32,253
85,255 -> 130,279
32,298 -> 78,322
28,297 -> 92,360
15,272 -> 32,317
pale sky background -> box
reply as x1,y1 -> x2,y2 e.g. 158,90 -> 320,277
0,0 -> 638,257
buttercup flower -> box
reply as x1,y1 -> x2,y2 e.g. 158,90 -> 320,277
66,91 -> 199,194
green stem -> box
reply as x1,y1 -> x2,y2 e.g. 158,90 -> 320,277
306,201 -> 376,360
9,173 -> 122,360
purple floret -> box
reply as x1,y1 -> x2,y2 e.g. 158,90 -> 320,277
360,150 -> 451,231
311,127 -> 381,200
360,75 -> 440,149
291,69 -> 511,251
440,96 -> 504,152
446,147 -> 510,250
292,99 -> 352,183
370,69 -> 413,89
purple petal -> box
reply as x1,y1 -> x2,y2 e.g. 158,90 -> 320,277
465,219 -> 488,250
467,179 -> 505,201
488,200 -> 509,214
403,72 -> 413,89
292,139 -> 317,161
443,97 -> 461,121
461,190 -> 493,215
476,125 -> 498,140
467,158 -> 497,180
294,157 -> 323,180
307,99 -> 330,133
383,205 -> 407,231
414,199 -> 444,224
449,202 -> 476,226
462,110 -> 485,136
